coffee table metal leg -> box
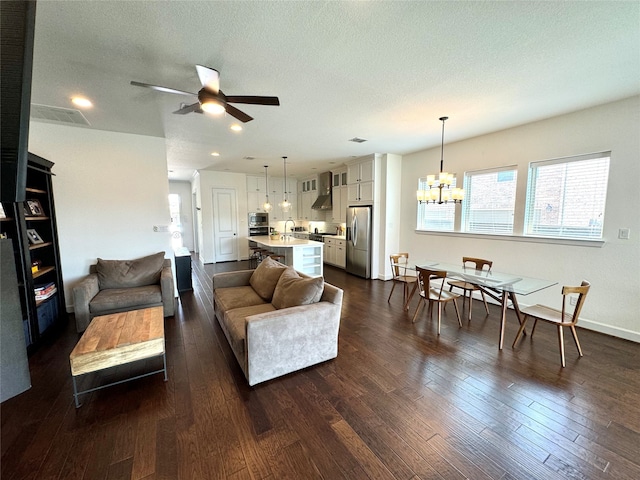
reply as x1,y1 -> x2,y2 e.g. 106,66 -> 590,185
72,376 -> 82,408
163,352 -> 168,381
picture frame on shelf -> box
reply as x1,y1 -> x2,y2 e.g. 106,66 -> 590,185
26,228 -> 45,245
26,199 -> 44,217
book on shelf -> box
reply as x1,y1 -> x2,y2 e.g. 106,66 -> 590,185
34,282 -> 55,293
34,282 -> 56,300
35,286 -> 57,301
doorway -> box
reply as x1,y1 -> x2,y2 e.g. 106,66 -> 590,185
212,187 -> 238,262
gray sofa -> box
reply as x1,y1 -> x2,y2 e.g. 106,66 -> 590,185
72,252 -> 175,332
213,256 -> 343,386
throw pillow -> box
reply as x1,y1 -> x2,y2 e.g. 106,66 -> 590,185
272,267 -> 324,309
249,256 -> 288,301
96,251 -> 165,289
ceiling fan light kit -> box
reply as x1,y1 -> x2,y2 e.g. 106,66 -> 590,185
131,64 -> 279,123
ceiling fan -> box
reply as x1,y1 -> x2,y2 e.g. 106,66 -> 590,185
130,65 -> 279,123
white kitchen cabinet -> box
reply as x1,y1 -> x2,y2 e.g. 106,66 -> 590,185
300,191 -> 321,221
247,176 -> 295,217
247,175 -> 266,193
335,239 -> 346,268
347,182 -> 374,203
247,191 -> 265,212
330,184 -> 349,223
347,158 -> 374,184
346,157 -> 375,204
324,239 -> 334,265
330,167 -> 348,222
247,175 -> 267,212
324,237 -> 346,269
269,176 -> 297,221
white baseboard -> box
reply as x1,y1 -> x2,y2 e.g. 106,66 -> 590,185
574,319 -> 640,343
390,283 -> 640,344
481,292 -> 639,344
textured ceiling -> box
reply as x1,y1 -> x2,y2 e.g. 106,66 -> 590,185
30,1 -> 640,180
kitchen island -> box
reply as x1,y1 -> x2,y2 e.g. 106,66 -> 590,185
252,236 -> 324,277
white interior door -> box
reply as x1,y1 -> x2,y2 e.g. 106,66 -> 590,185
212,187 -> 238,262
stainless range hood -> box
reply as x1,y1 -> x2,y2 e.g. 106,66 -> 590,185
312,172 -> 332,210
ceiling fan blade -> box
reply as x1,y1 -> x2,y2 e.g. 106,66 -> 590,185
173,102 -> 202,115
226,95 -> 280,106
195,65 -> 220,94
130,80 -> 195,97
225,104 -> 254,123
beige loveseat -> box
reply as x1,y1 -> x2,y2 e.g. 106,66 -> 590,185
72,252 -> 175,332
213,257 -> 343,386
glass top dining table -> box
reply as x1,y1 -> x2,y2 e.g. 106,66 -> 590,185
395,260 -> 557,349
415,261 -> 556,296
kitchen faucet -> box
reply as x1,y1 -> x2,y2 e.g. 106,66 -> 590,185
284,219 -> 296,240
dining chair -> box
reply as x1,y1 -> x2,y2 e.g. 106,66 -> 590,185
388,253 -> 416,310
412,267 -> 462,335
447,257 -> 493,321
512,280 -> 590,367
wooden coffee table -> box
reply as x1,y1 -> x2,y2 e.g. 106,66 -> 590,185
69,306 -> 167,407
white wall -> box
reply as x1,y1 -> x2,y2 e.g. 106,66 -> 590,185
377,153 -> 403,280
169,180 -> 194,250
28,122 -> 174,311
400,96 -> 640,342
195,170 -> 249,264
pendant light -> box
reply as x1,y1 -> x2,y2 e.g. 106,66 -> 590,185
280,156 -> 291,212
417,116 -> 465,204
262,165 -> 272,212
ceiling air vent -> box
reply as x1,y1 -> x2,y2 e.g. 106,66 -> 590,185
348,137 -> 367,143
30,104 -> 91,126
243,156 -> 256,160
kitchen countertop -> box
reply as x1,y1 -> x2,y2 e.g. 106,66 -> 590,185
252,236 -> 323,247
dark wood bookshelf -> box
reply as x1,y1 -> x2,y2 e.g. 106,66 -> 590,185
0,153 -> 67,352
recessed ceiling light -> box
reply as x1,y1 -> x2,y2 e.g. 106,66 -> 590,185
230,124 -> 243,132
71,97 -> 92,108
211,152 -> 220,156
349,137 -> 367,143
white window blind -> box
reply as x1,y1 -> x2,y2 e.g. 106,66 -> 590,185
462,166 -> 517,234
525,152 -> 610,239
416,177 -> 456,231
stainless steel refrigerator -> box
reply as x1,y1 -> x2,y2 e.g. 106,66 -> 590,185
346,206 -> 372,279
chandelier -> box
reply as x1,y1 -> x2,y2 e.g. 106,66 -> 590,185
262,165 -> 272,212
279,156 -> 291,212
417,116 -> 464,204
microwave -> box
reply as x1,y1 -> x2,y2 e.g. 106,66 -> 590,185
248,212 -> 268,227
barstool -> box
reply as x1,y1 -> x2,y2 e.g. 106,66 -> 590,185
269,254 -> 285,264
249,247 -> 266,268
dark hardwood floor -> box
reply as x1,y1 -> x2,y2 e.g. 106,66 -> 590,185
2,256 -> 639,479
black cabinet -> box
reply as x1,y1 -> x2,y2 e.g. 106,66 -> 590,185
0,153 -> 66,351
174,247 -> 192,293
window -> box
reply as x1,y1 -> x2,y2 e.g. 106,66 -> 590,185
462,166 -> 518,234
525,152 -> 610,240
416,177 -> 456,231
